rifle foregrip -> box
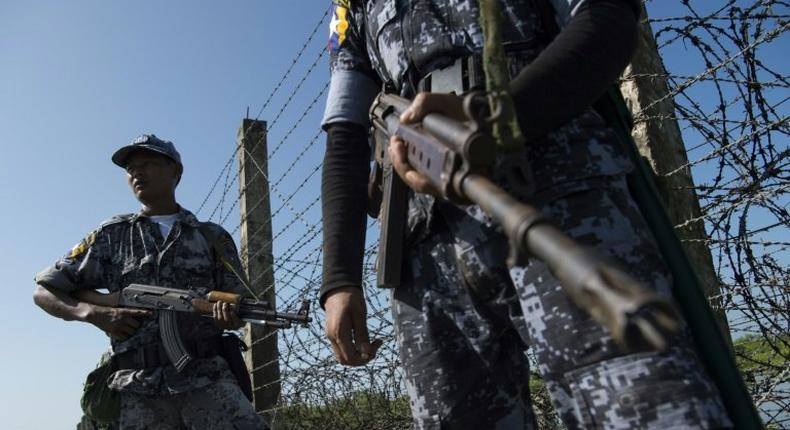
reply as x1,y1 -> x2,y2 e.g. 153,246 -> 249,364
191,298 -> 216,315
192,298 -> 242,317
206,291 -> 241,305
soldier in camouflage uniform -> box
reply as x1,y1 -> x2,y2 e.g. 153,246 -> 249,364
33,135 -> 268,430
320,0 -> 733,428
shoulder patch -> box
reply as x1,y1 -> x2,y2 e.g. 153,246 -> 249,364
328,3 -> 350,54
68,230 -> 98,259
65,213 -> 132,259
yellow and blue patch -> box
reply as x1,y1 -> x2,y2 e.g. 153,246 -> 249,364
68,230 -> 97,258
328,4 -> 350,54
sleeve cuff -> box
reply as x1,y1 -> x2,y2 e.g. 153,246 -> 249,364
34,267 -> 78,293
319,282 -> 363,310
321,69 -> 380,129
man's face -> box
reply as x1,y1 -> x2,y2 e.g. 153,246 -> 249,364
124,151 -> 181,203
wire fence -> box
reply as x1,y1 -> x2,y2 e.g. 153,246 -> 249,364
642,1 -> 789,427
194,1 -> 789,428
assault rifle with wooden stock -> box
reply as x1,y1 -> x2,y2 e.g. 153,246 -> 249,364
368,92 -> 680,352
76,284 -> 311,371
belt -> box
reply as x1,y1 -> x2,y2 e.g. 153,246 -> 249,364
115,336 -> 222,370
418,55 -> 485,94
416,42 -> 542,94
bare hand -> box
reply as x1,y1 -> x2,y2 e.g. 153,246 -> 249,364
86,306 -> 151,341
213,301 -> 243,330
324,286 -> 383,366
389,92 -> 468,196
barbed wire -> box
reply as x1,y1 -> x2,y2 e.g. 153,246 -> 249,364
195,5 -> 330,217
664,3 -> 790,422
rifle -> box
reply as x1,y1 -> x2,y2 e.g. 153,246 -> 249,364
369,92 -> 680,352
76,284 -> 311,371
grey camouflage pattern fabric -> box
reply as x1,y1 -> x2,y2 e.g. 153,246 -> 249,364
326,0 -> 733,428
119,380 -> 264,429
36,207 -> 268,429
331,0 -> 555,92
395,172 -> 730,429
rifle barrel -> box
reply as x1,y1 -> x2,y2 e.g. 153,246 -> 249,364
460,173 -> 680,351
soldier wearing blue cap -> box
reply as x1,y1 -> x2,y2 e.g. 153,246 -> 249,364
33,135 -> 269,429
112,134 -> 183,167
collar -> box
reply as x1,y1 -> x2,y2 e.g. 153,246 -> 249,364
129,205 -> 200,228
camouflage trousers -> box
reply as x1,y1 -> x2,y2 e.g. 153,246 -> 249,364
391,175 -> 733,429
118,380 -> 267,429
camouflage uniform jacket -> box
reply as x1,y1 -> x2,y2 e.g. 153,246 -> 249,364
322,0 -> 635,242
35,207 -> 246,395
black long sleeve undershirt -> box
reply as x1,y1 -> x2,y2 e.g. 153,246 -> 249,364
320,0 -> 639,304
511,0 -> 639,139
320,122 -> 370,306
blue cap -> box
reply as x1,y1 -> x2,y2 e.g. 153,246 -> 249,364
112,134 -> 182,167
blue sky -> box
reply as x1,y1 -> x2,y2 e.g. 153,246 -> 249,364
1,1 -> 785,428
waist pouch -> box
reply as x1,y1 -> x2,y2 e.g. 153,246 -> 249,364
81,334 -> 253,423
81,350 -> 120,424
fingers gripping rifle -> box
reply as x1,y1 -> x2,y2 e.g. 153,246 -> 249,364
119,284 -> 311,372
369,92 -> 681,352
